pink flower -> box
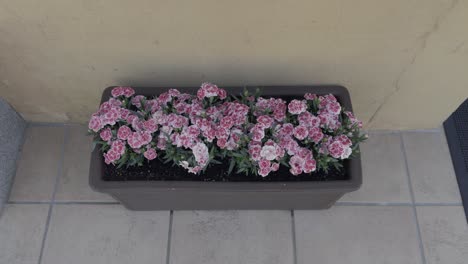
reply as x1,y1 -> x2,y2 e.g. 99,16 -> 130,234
101,107 -> 121,126
168,114 -> 188,129
131,95 -> 146,108
108,98 -> 122,107
88,116 -> 103,132
157,137 -> 167,150
99,102 -> 112,113
326,101 -> 341,115
202,128 -> 216,142
259,159 -> 270,169
271,162 -> 280,172
278,123 -> 294,137
288,99 -> 307,115
289,155 -> 305,175
304,93 -> 317,100
280,138 -> 300,156
144,148 -> 157,160
143,119 -> 158,133
258,159 -> 272,177
249,143 -> 262,161
328,141 -> 346,159
117,125 -> 132,140
298,112 -> 312,126
318,113 -> 341,130
217,138 -> 227,148
215,128 -> 229,140
123,87 -> 135,97
218,88 -> 227,99
158,92 -> 172,105
100,128 -> 112,142
119,108 -> 130,120
310,115 -> 321,128
126,115 -> 138,124
127,131 -> 152,149
198,82 -> 220,99
192,142 -> 209,167
111,140 -> 126,155
168,88 -> 180,97
220,116 -> 235,129
303,158 -> 317,173
293,125 -> 308,140
186,125 -> 200,137
111,87 -> 125,97
345,111 -> 363,128
308,127 -> 324,143
336,135 -> 352,147
257,115 -> 274,128
103,149 -> 121,165
251,125 -> 265,142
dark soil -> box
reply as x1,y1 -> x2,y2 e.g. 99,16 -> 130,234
103,158 -> 348,182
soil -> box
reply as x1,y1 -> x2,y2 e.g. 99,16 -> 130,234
103,158 -> 348,182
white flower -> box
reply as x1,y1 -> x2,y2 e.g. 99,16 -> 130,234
192,142 -> 209,166
340,146 -> 352,159
260,145 -> 277,161
179,161 -> 190,169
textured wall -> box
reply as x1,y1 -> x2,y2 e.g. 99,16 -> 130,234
0,0 -> 467,129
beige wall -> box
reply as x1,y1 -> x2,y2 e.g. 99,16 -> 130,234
1,0 -> 467,129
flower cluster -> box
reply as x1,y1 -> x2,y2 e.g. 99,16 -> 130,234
89,83 -> 366,177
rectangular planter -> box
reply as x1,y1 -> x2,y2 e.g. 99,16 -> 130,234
89,85 -> 362,210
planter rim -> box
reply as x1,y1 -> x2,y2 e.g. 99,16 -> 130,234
89,85 -> 362,193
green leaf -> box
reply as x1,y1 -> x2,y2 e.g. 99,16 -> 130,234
228,159 -> 236,175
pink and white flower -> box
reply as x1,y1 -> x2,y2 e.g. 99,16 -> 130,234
293,125 -> 308,140
99,128 -> 112,142
143,119 -> 158,133
192,142 -> 209,167
144,148 -> 157,160
88,116 -> 103,132
123,87 -> 135,97
111,87 -> 125,97
111,140 -> 126,155
257,115 -> 274,128
104,149 -> 121,165
117,125 -> 131,140
288,99 -> 307,115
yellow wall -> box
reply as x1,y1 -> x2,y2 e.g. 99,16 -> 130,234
1,0 -> 467,129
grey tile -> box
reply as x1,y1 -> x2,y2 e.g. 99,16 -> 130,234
9,126 -> 65,202
41,204 -> 169,264
55,125 -> 113,202
417,206 -> 468,264
170,211 -> 293,264
402,131 -> 461,203
295,206 -> 422,264
341,132 -> 412,203
0,204 -> 49,264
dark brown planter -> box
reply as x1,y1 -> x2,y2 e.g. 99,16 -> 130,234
89,86 -> 362,210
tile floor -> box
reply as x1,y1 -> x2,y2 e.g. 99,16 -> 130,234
1,123 -> 466,264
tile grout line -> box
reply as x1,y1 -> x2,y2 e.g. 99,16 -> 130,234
290,210 -> 297,264
400,132 -> 427,264
37,125 -> 69,264
165,211 -> 174,264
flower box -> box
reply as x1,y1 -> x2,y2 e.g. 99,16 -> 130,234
89,85 -> 362,210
